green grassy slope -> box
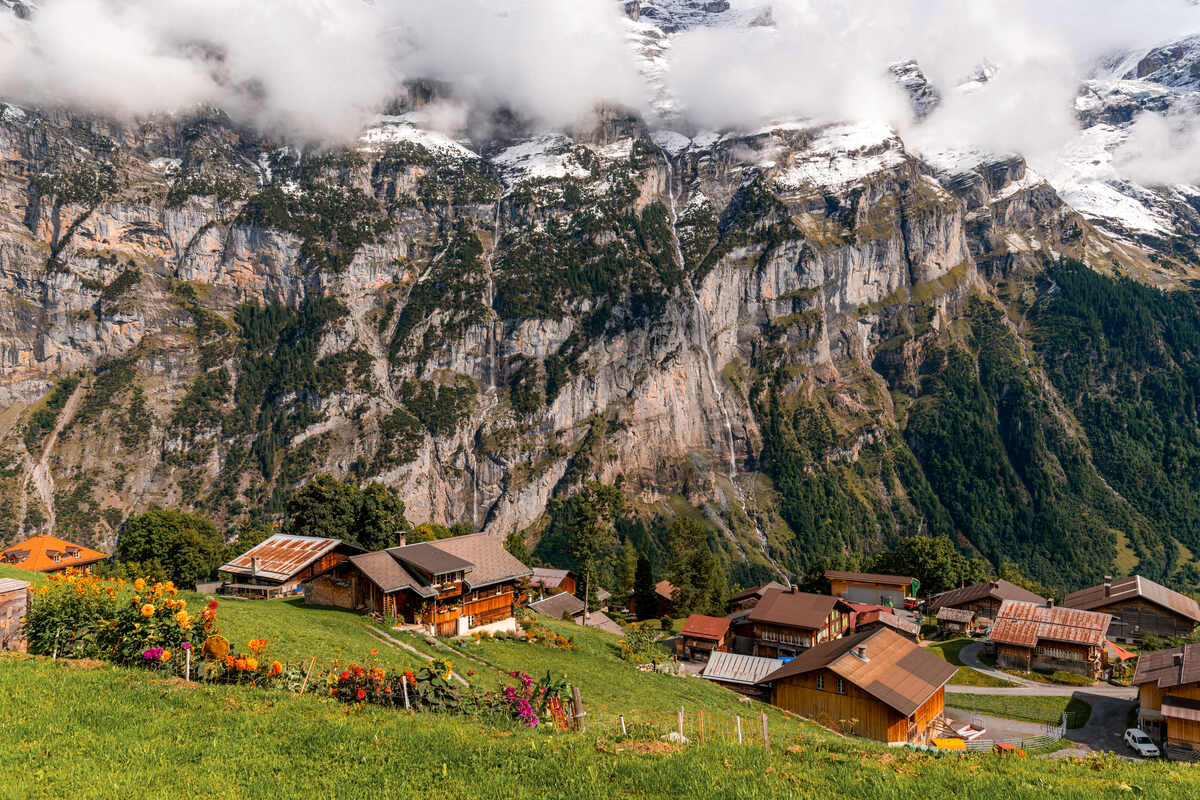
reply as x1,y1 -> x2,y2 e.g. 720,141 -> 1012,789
4,654 -> 1196,800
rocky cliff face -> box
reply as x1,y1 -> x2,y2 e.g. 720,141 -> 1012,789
3,5 -> 1200,591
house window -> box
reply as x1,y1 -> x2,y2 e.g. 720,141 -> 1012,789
836,678 -> 846,694
816,675 -> 824,690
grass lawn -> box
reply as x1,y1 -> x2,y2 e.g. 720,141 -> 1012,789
946,693 -> 1094,729
2,653 -> 1193,800
925,638 -> 1017,688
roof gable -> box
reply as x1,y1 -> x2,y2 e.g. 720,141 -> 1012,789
222,534 -> 357,582
1132,642 -> 1200,689
1063,575 -> 1200,623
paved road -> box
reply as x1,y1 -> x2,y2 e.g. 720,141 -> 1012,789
946,641 -> 1137,756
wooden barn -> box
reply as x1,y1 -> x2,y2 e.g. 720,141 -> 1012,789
652,580 -> 677,618
0,578 -> 29,651
220,534 -> 363,597
1,534 -> 107,574
742,587 -> 853,658
1133,642 -> 1200,761
826,570 -> 914,607
1064,575 -> 1200,645
528,567 -> 577,599
928,579 -> 1047,625
304,533 -> 530,637
678,614 -> 733,661
760,628 -> 956,744
988,600 -> 1111,680
935,607 -> 977,637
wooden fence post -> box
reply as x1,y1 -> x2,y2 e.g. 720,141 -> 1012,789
736,715 -> 743,744
699,710 -> 704,744
619,715 -> 627,736
572,687 -> 586,733
761,712 -> 770,751
402,674 -> 411,710
299,656 -> 316,695
185,646 -> 191,682
678,707 -> 684,739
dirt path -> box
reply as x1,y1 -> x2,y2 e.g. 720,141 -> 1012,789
364,625 -> 469,686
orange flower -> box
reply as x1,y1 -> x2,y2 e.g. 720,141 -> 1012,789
133,578 -> 145,592
160,650 -> 171,663
235,658 -> 247,671
140,604 -> 155,618
224,655 -> 236,669
269,661 -> 283,676
245,657 -> 258,672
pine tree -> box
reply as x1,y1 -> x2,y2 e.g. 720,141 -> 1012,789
632,554 -> 656,620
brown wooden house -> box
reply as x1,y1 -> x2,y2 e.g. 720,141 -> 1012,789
528,567 -> 577,599
220,534 -> 363,597
935,606 -> 976,637
854,609 -> 920,642
826,570 -> 914,607
1064,575 -> 1200,645
1133,642 -> 1200,761
304,533 -> 531,637
988,600 -> 1111,680
678,614 -> 733,661
652,580 -> 677,618
928,579 -> 1047,625
728,581 -> 787,613
760,628 -> 956,744
741,587 -> 853,658
0,578 -> 29,651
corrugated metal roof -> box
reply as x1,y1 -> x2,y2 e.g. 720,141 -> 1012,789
1064,575 -> 1200,624
1133,642 -> 1200,689
825,570 -> 914,587
702,651 -> 784,686
928,580 -> 1046,612
680,614 -> 732,641
222,534 -> 355,582
988,600 -> 1110,648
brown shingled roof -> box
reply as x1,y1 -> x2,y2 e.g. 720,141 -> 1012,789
989,600 -> 1111,648
392,533 -> 531,589
681,614 -> 732,642
1063,575 -> 1200,624
749,588 -> 848,630
928,579 -> 1046,612
1132,642 -> 1200,690
825,570 -> 914,587
760,628 -> 956,716
730,581 -> 788,603
528,592 -> 586,619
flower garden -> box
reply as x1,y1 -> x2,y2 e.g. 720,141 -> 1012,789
22,568 -> 573,730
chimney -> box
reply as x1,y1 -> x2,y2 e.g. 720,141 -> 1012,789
1104,576 -> 1113,597
250,557 -> 258,577
1046,598 -> 1055,609
990,580 -> 999,590
397,533 -> 407,548
854,645 -> 869,662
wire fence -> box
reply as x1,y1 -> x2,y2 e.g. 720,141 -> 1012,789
597,707 -> 774,747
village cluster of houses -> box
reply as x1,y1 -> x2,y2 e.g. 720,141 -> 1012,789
4,529 -> 1200,757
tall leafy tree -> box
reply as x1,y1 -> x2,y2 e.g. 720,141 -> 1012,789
869,535 -> 989,597
286,475 -> 409,550
616,538 -> 638,599
565,482 -> 625,612
667,517 -> 727,616
118,509 -> 223,587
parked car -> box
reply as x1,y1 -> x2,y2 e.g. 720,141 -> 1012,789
1124,728 -> 1161,758
903,598 -> 919,611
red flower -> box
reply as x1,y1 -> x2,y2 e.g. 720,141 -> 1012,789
354,667 -> 365,678
339,670 -> 351,681
207,600 -> 218,609
356,688 -> 366,700
330,688 -> 337,696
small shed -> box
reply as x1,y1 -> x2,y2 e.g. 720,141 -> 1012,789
678,614 -> 733,661
0,578 -> 30,651
936,607 -> 976,637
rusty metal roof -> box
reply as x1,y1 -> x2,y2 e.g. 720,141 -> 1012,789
761,628 -> 956,716
702,651 -> 784,686
825,570 -> 914,587
1133,642 -> 1200,689
928,579 -> 1046,612
1064,575 -> 1200,624
680,614 -> 732,641
988,600 -> 1111,648
221,534 -> 359,582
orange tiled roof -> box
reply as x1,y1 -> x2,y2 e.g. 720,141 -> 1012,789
0,534 -> 108,572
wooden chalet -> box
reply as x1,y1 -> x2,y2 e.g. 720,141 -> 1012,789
0,578 -> 29,651
935,607 -> 977,637
678,614 -> 733,661
1133,642 -> 1200,761
0,534 -> 107,574
760,628 -> 956,744
1064,575 -> 1200,645
728,581 -> 787,613
700,651 -> 783,698
988,600 -> 1111,680
653,580 -> 677,617
927,579 -> 1047,625
220,534 -> 363,597
826,570 -> 914,607
741,587 -> 853,658
305,533 -> 531,637
528,567 -> 577,599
